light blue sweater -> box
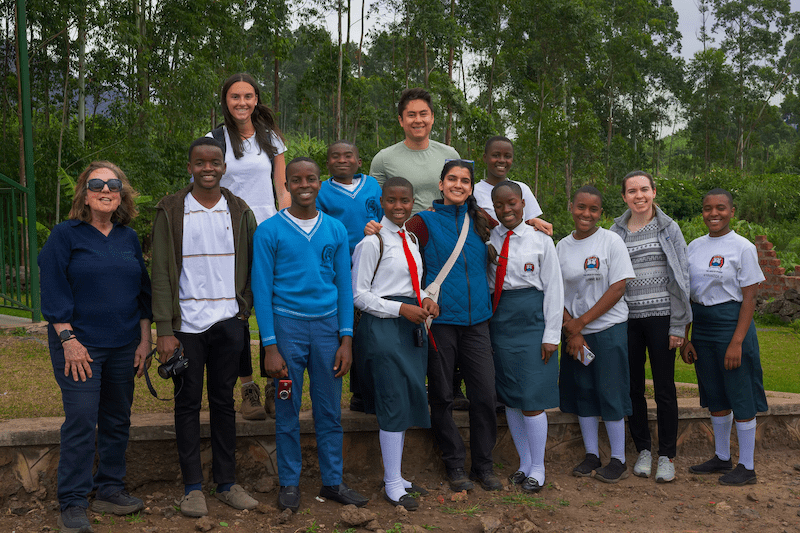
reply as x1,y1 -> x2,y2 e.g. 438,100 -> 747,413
252,210 -> 354,346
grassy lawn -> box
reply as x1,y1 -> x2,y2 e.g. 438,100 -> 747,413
0,327 -> 350,421
0,315 -> 797,421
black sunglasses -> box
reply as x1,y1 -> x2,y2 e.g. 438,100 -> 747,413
87,178 -> 123,192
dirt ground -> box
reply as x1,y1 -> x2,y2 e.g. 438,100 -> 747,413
3,450 -> 800,533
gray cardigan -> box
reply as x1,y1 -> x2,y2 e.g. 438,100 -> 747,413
610,206 -> 693,337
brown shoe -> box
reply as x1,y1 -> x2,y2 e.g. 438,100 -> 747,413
241,382 -> 267,420
263,381 -> 276,419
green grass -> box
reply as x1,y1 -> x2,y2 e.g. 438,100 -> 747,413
0,308 -> 33,319
643,320 -> 800,394
0,328 -> 352,420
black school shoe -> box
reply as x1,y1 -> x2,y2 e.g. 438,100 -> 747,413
319,483 -> 369,507
594,458 -> 629,483
572,453 -> 602,477
688,455 -> 734,475
508,470 -> 526,485
469,469 -> 503,491
58,506 -> 94,533
277,486 -> 301,513
446,468 -> 475,491
719,464 -> 757,486
521,477 -> 543,493
383,492 -> 419,511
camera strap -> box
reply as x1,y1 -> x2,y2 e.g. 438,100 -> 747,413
143,348 -> 184,401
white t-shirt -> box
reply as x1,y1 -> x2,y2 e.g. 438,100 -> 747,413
283,210 -> 319,234
473,179 -> 543,223
488,222 -> 564,344
177,194 -> 238,334
351,216 -> 427,318
687,231 -> 765,306
205,126 -> 287,225
556,227 -> 636,334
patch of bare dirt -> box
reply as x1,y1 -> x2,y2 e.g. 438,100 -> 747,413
3,451 -> 800,533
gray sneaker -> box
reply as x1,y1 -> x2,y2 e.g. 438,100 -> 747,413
178,490 -> 208,517
633,449 -> 652,478
215,484 -> 258,510
655,456 -> 675,483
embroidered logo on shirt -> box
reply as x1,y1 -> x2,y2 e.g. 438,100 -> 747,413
709,255 -> 724,268
321,244 -> 335,267
524,262 -> 535,273
365,197 -> 380,220
584,256 -> 600,270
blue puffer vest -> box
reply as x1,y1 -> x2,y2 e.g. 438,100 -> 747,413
417,201 -> 492,326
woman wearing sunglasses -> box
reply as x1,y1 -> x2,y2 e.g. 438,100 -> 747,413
39,161 -> 152,533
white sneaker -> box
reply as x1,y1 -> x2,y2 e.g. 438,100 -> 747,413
633,449 -> 652,478
655,456 -> 675,483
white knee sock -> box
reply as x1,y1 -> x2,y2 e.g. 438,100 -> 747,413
712,412 -> 734,461
735,419 -> 756,470
398,432 -> 414,490
380,430 -> 406,501
578,416 -> 600,457
604,419 -> 626,463
506,407 -> 532,474
524,412 -> 548,484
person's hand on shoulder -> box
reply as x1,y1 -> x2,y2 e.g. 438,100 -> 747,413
364,220 -> 382,236
526,217 -> 553,236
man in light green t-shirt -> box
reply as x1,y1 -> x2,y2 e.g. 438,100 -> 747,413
370,88 -> 460,215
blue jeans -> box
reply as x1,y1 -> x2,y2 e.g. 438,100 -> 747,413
50,337 -> 138,510
272,314 -> 343,486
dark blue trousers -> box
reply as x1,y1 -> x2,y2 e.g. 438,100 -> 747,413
51,337 -> 138,511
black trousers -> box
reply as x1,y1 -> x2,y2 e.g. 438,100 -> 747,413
428,321 -> 497,473
174,316 -> 243,485
627,315 -> 678,458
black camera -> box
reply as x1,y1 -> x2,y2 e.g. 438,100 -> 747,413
158,342 -> 188,379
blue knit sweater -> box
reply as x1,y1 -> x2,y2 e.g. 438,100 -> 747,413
316,174 -> 383,256
252,210 -> 354,346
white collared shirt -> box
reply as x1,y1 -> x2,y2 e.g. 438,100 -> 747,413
351,216 -> 427,318
488,222 -> 564,344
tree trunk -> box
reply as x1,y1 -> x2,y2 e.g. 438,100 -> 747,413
444,0 -> 454,146
56,27 -> 71,222
336,0 -> 343,139
358,0 -> 365,77
423,37 -> 429,88
15,3 -> 24,186
77,5 -> 86,145
273,57 -> 280,112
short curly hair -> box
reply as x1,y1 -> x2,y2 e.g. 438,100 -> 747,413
69,161 -> 139,226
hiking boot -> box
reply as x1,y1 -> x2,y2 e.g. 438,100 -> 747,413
633,449 -> 652,478
655,456 -> 675,483
241,382 -> 267,420
688,455 -> 733,475
446,467 -> 474,492
263,381 -> 276,418
469,469 -> 503,491
58,506 -> 94,533
594,458 -> 629,483
91,489 -> 144,515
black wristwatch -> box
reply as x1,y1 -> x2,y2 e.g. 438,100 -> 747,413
59,329 -> 75,343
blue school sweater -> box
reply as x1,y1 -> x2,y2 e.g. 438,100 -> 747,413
252,210 -> 354,346
316,174 -> 383,256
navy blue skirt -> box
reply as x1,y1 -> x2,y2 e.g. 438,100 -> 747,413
559,322 -> 632,420
691,301 -> 768,419
490,287 -> 559,411
352,296 -> 431,432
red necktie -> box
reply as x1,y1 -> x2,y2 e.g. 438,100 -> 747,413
399,230 -> 423,307
492,230 -> 513,313
399,229 -> 437,350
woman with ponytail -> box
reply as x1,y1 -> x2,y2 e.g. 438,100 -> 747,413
402,159 -> 502,493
